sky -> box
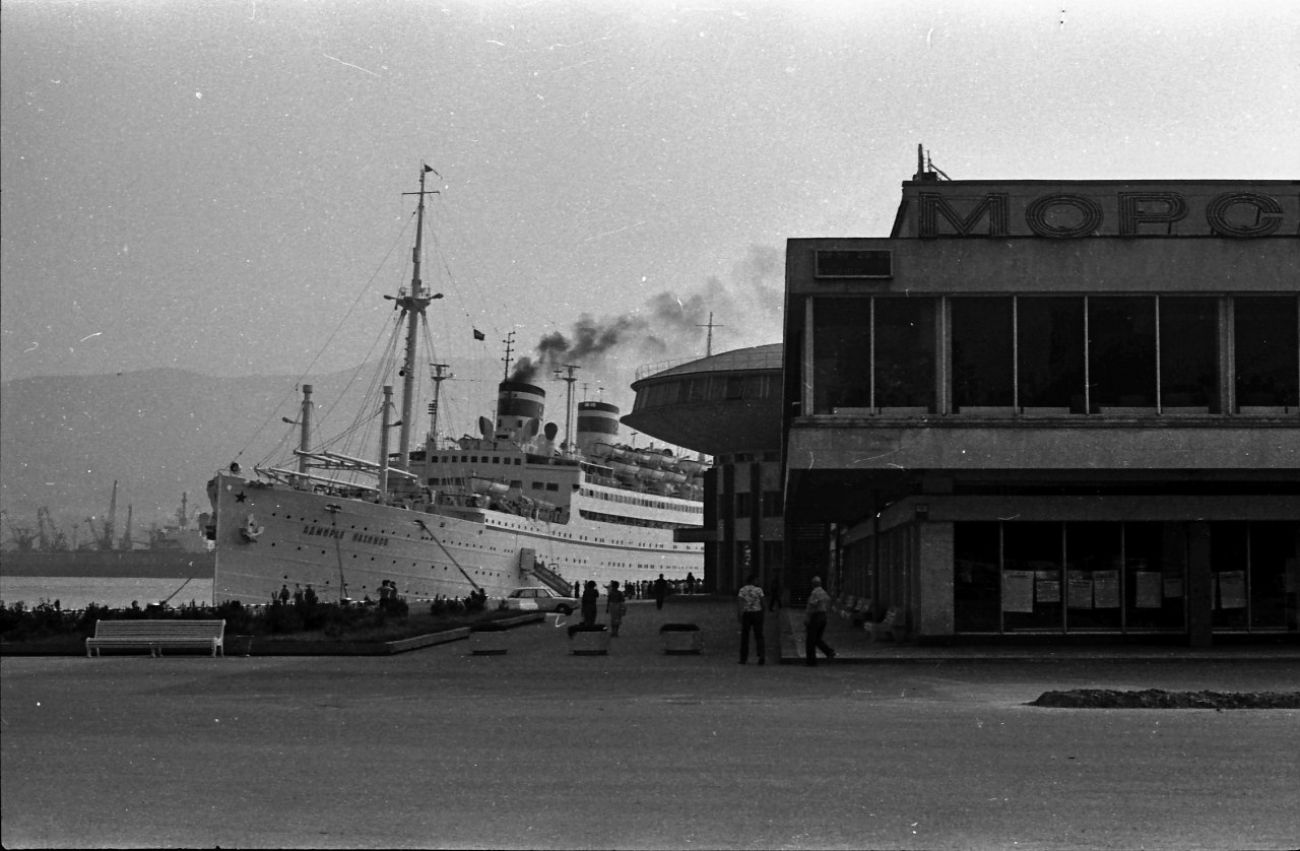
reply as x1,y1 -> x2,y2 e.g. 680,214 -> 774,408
3,0 -> 1299,423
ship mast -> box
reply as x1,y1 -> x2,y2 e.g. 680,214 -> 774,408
393,165 -> 443,470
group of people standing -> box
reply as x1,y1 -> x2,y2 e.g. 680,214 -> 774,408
574,574 -> 666,636
574,573 -> 695,605
736,574 -> 836,666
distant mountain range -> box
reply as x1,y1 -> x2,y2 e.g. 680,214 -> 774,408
0,362 -> 497,541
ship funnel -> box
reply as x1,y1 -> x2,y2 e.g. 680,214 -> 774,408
496,381 -> 546,442
576,401 -> 620,454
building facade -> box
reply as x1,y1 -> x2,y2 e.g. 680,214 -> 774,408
782,175 -> 1299,644
624,345 -> 784,594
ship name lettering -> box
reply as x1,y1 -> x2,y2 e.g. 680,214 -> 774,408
351,532 -> 390,547
302,525 -> 345,539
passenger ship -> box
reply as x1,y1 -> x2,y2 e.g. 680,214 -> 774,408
207,168 -> 705,605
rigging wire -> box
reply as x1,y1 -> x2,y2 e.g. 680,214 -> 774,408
232,210 -> 416,467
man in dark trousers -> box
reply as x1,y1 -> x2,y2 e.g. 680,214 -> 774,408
580,581 -> 599,626
736,574 -> 766,665
804,575 -> 837,666
653,574 -> 668,610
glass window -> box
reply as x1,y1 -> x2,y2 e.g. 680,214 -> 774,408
1018,297 -> 1085,412
874,297 -> 936,409
954,522 -> 1000,632
1211,522 -> 1249,629
1249,522 -> 1296,630
951,297 -> 1014,409
762,491 -> 784,517
812,298 -> 871,413
1160,297 -> 1219,412
1089,297 -> 1156,409
1235,296 -> 1299,408
1002,522 -> 1063,631
1065,522 -> 1123,629
1124,522 -> 1187,631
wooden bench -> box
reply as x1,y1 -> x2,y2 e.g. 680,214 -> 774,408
851,598 -> 874,628
836,595 -> 857,620
868,607 -> 905,642
86,619 -> 226,657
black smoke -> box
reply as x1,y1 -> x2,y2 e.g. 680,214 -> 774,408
508,244 -> 783,384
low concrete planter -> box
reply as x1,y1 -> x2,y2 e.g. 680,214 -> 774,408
468,624 -> 509,655
569,626 -> 611,655
660,623 -> 702,655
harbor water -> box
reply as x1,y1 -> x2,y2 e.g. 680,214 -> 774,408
0,576 -> 215,610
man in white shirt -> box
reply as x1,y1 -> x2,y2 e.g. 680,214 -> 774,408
804,576 -> 837,666
736,574 -> 766,665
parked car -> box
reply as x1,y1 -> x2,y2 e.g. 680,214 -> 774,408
501,586 -> 580,615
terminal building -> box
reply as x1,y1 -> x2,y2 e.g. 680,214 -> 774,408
623,345 -> 784,595
781,172 -> 1299,644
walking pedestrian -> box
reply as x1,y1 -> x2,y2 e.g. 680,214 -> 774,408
606,580 -> 627,636
654,574 -> 668,610
804,576 -> 836,666
736,574 -> 766,665
581,580 -> 599,626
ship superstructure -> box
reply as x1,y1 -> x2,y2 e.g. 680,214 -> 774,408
207,168 -> 704,605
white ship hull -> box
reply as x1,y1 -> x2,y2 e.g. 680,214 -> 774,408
211,473 -> 702,605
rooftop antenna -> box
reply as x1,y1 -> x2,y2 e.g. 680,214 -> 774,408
696,311 -> 725,357
925,147 -> 951,181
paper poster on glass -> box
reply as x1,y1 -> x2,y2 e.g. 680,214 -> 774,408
1092,569 -> 1120,609
1217,571 -> 1246,609
1001,569 -> 1035,614
1067,570 -> 1092,609
1036,577 -> 1061,604
1163,577 -> 1184,599
1135,571 -> 1162,609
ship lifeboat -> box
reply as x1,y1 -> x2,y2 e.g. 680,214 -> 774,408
661,469 -> 688,485
470,477 -> 510,496
588,442 -> 617,460
636,466 -> 665,482
677,458 -> 708,476
609,460 -> 639,481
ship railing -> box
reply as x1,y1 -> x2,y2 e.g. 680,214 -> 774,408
294,449 -> 419,479
257,466 -> 381,493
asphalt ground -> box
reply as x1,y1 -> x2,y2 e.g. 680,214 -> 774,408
3,596 -> 1298,850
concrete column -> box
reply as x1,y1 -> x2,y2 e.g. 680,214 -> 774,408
918,521 -> 956,639
721,463 -> 736,592
1187,521 -> 1214,648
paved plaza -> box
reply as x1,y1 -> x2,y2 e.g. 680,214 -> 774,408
3,596 -> 1298,849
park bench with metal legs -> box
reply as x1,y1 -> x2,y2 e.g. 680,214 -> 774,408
85,619 -> 226,657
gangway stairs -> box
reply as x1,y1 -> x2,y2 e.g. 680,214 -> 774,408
519,548 -> 572,596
